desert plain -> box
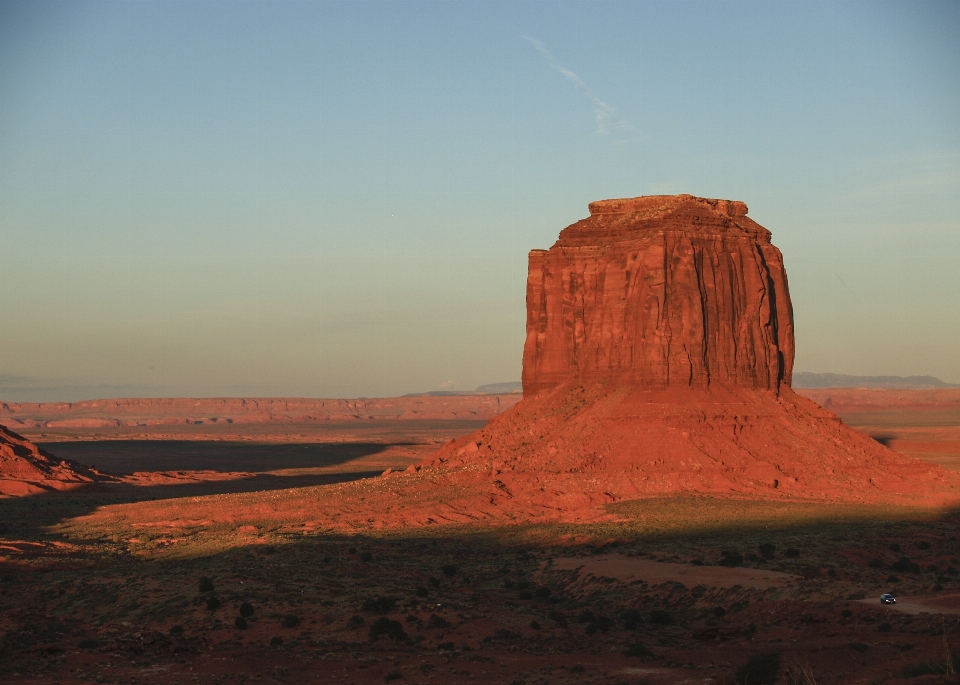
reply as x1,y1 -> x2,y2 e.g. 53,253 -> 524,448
2,195 -> 960,685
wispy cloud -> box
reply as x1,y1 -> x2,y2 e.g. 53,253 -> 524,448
524,36 -> 633,135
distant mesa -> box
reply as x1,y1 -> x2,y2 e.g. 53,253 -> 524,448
474,382 -> 522,394
0,423 -> 108,496
793,372 -> 959,390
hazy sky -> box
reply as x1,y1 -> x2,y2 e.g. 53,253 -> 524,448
1,0 -> 958,401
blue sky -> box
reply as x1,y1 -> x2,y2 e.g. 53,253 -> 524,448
1,0 -> 958,401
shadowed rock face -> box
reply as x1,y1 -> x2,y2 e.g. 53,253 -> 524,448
0,424 -> 104,495
522,194 -> 794,396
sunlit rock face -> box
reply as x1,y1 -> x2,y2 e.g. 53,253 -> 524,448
522,194 -> 794,396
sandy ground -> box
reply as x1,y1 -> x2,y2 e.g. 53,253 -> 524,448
549,554 -> 800,590
858,593 -> 960,616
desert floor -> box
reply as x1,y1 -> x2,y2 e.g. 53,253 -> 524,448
1,393 -> 959,685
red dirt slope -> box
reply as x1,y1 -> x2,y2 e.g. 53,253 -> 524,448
0,423 -> 107,496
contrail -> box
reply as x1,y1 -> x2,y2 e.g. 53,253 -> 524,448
524,36 -> 633,135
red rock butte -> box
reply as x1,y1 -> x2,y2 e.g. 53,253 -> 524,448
0,424 -> 106,496
523,194 -> 793,396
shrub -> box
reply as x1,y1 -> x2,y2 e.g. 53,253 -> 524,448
269,636 -> 283,647
887,575 -> 901,583
169,625 -> 183,635
78,639 -> 99,649
491,628 -> 521,641
719,551 -> 744,567
585,623 -> 597,636
534,586 -> 552,599
239,602 -> 254,618
841,609 -> 853,618
206,597 -> 221,611
878,622 -> 892,632
347,615 -> 364,627
198,577 -> 214,593
235,617 -> 248,630
620,609 -> 643,629
918,541 -> 931,550
437,641 -> 455,651
784,548 -> 800,558
281,614 -> 300,628
518,590 -> 533,600
416,586 -> 429,597
428,577 -> 441,588
405,613 -> 417,623
713,606 -> 726,618
385,670 -> 402,682
441,564 -> 458,577
529,620 -> 540,630
348,547 -> 357,555
427,614 -> 450,629
649,610 -> 673,626
576,610 -> 596,624
735,651 -> 780,685
369,617 -> 406,642
868,558 -> 884,568
548,609 -> 568,627
848,642 -> 869,652
360,551 -> 373,562
758,543 -> 776,558
625,642 -> 653,658
889,543 -> 901,553
362,596 -> 396,613
891,557 -> 920,573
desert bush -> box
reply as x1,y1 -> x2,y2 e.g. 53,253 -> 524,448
239,602 -> 254,618
441,564 -> 458,577
78,639 -> 99,649
902,653 -> 960,677
206,597 -> 222,611
427,614 -> 450,629
437,641 -> 455,651
889,543 -> 901,553
362,596 -> 396,613
281,614 -> 300,628
348,547 -> 357,555
534,586 -> 552,599
360,551 -> 373,562
385,670 -> 402,682
620,609 -> 643,629
891,557 -> 921,573
576,610 -> 596,624
868,558 -> 884,568
735,651 -> 780,685
625,642 -> 653,658
198,577 -> 214,593
649,609 -> 673,626
518,590 -> 533,600
585,623 -> 597,636
269,636 -> 283,647
848,642 -> 869,652
719,551 -> 744,567
347,615 -> 364,627
877,622 -> 892,632
841,609 -> 853,618
713,606 -> 727,618
169,625 -> 183,635
918,541 -> 931,550
758,543 -> 776,558
529,620 -> 540,630
548,609 -> 568,627
415,586 -> 429,597
369,617 -> 406,642
428,576 -> 441,588
235,617 -> 248,630
405,613 -> 417,623
785,548 -> 800,558
887,575 -> 901,583
490,628 -> 521,641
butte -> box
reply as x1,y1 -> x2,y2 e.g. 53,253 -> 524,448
321,194 -> 957,528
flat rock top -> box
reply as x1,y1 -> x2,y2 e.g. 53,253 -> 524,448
552,194 -> 770,248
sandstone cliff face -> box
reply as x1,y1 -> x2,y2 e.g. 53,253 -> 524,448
522,195 -> 794,396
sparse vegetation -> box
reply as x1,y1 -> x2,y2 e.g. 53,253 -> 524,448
735,651 -> 780,685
